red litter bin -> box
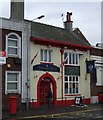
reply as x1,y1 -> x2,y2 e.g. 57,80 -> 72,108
9,96 -> 17,114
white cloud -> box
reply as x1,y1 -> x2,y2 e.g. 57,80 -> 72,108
0,0 -> 102,45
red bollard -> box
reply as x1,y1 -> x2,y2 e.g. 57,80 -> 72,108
9,96 -> 17,114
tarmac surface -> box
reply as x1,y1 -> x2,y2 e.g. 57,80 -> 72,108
2,103 -> 103,120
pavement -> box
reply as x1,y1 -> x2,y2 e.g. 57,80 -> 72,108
2,103 -> 103,120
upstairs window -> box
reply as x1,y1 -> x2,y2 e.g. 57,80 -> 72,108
6,33 -> 21,58
64,52 -> 79,65
41,49 -> 52,62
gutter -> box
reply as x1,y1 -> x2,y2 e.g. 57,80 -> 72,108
31,37 -> 93,51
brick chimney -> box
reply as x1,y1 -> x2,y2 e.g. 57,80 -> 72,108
10,0 -> 24,20
64,12 -> 73,31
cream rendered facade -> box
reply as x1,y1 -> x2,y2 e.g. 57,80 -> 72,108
30,41 -> 91,106
79,51 -> 91,98
30,43 -> 62,101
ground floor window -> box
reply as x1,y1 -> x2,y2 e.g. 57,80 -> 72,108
64,76 -> 79,95
5,71 -> 21,94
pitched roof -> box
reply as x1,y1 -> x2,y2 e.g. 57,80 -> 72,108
73,28 -> 90,46
31,22 -> 91,47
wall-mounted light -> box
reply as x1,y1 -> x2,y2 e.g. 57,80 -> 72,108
7,64 -> 11,68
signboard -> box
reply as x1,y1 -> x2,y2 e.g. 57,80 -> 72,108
0,51 -> 6,64
65,66 -> 80,75
0,57 -> 6,64
33,63 -> 60,72
86,60 -> 95,73
75,96 -> 82,106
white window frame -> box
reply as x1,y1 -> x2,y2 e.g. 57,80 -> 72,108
64,52 -> 79,66
6,33 -> 21,58
64,75 -> 80,95
41,49 -> 52,62
5,71 -> 21,94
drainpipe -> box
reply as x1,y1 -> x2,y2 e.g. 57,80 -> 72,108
0,65 -> 2,119
26,23 -> 31,110
0,30 -> 2,119
60,49 -> 64,103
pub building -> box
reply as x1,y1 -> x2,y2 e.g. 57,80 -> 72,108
29,13 -> 92,108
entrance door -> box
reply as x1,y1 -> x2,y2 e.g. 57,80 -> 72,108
40,79 -> 50,105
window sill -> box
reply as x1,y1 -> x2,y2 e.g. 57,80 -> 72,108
7,54 -> 21,58
65,94 -> 81,96
40,61 -> 54,64
5,91 -> 20,94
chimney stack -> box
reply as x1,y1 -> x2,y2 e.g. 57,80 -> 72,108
10,0 -> 24,20
64,12 -> 73,31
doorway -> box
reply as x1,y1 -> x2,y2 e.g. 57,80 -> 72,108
37,72 -> 56,106
40,78 -> 51,105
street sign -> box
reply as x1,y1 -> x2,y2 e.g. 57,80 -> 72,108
0,51 -> 6,64
0,57 -> 6,64
0,51 -> 6,57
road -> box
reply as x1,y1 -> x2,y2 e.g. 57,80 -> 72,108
14,107 -> 103,120
2,104 -> 103,120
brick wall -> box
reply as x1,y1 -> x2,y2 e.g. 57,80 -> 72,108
1,28 -> 22,110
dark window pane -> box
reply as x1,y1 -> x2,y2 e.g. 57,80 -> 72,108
8,34 -> 18,39
65,83 -> 68,94
7,83 -> 17,90
69,76 -> 72,81
65,76 -> 68,81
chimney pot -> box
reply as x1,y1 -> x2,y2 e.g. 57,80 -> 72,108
67,12 -> 72,21
64,12 -> 73,31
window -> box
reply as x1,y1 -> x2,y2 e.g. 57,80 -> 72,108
64,76 -> 79,95
64,52 -> 80,95
6,33 -> 21,58
64,52 -> 79,65
5,71 -> 21,94
41,49 -> 52,62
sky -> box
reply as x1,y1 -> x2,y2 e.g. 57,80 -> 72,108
0,0 -> 102,46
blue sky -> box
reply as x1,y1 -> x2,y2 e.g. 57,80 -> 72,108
0,0 -> 102,45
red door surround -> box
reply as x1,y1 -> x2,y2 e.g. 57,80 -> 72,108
37,72 -> 56,106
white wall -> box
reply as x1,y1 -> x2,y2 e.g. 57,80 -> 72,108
91,55 -> 103,86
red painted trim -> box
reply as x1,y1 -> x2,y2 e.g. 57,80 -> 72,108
60,49 -> 64,54
37,72 -> 56,106
30,101 -> 40,109
30,98 -> 90,108
60,49 -> 64,101
31,37 -> 93,51
82,98 -> 90,105
98,94 -> 103,103
55,99 -> 75,106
